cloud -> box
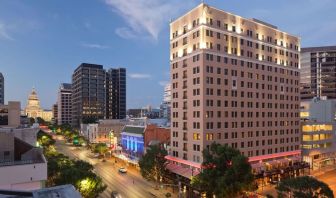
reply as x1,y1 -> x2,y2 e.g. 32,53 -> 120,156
128,73 -> 151,79
158,81 -> 169,86
115,27 -> 137,39
105,0 -> 195,40
0,22 -> 14,40
81,42 -> 109,49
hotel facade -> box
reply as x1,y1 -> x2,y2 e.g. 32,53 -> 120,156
168,3 -> 304,183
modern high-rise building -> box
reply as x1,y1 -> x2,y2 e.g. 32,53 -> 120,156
106,68 -> 126,119
71,63 -> 106,127
160,83 -> 171,120
57,83 -> 72,125
52,104 -> 58,124
300,46 -> 336,100
168,3 -> 302,181
0,72 -> 4,105
300,98 -> 336,170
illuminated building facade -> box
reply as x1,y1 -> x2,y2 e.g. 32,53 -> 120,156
71,63 -> 106,127
301,98 -> 336,170
24,88 -> 53,122
169,3 -> 303,182
57,83 -> 72,125
300,46 -> 336,100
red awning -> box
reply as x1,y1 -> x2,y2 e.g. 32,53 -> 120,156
166,163 -> 200,179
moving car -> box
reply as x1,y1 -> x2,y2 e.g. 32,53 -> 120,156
118,167 -> 127,173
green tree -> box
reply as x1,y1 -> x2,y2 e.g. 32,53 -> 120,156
37,130 -> 55,148
76,175 -> 107,198
139,144 -> 167,183
191,143 -> 255,198
46,152 -> 106,197
94,143 -> 109,158
276,176 -> 334,198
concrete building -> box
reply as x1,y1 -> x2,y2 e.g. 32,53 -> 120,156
0,128 -> 47,190
301,98 -> 336,170
80,123 -> 98,143
128,106 -> 161,119
0,184 -> 81,198
0,101 -> 21,128
160,83 -> 172,121
57,83 -> 72,125
106,68 -> 126,119
169,3 -> 302,181
71,63 -> 106,127
80,119 -> 126,148
52,104 -> 58,124
0,72 -> 4,105
300,46 -> 336,100
24,88 -> 53,122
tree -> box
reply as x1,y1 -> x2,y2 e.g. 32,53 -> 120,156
191,143 -> 255,197
94,143 -> 109,158
37,130 -> 55,148
139,144 -> 167,183
46,152 -> 106,198
276,176 -> 334,198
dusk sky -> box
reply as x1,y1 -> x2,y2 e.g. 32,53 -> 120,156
1,0 -> 335,109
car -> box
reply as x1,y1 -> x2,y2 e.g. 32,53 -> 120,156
93,153 -> 100,158
111,191 -> 122,198
118,167 -> 127,173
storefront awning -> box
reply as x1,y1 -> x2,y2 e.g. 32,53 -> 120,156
166,163 -> 200,179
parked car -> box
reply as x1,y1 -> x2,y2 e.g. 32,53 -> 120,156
111,191 -> 122,198
118,167 -> 127,173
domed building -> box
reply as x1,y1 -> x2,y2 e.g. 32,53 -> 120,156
24,88 -> 53,121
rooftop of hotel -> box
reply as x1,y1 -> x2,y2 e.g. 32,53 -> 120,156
301,45 -> 336,52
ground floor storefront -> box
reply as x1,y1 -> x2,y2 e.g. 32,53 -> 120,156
303,152 -> 336,171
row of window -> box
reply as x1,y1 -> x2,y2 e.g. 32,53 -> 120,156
172,16 -> 299,51
171,145 -> 300,159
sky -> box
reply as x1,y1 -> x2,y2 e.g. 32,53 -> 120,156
0,0 -> 336,109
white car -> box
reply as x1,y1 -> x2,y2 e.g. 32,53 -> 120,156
118,167 -> 127,173
93,153 -> 100,158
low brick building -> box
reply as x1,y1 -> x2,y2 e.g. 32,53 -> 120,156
144,124 -> 170,148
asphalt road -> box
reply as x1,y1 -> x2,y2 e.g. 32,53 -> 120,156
316,169 -> 336,196
54,136 -> 176,198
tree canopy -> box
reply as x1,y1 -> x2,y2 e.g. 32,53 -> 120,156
276,176 -> 334,198
94,143 -> 109,157
38,129 -> 106,198
191,143 -> 255,198
139,144 -> 168,183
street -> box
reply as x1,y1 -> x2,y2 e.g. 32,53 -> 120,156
316,169 -> 336,195
54,137 -> 176,198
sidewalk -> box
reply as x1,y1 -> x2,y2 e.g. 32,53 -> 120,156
310,165 -> 336,177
